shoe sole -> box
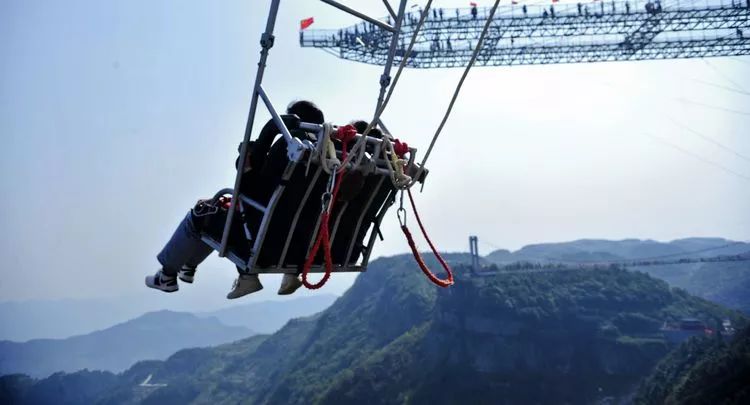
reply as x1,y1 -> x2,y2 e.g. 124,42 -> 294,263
277,282 -> 302,295
178,273 -> 194,283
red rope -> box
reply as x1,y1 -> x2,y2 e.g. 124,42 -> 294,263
301,129 -> 355,290
301,211 -> 334,289
336,124 -> 358,145
400,189 -> 454,287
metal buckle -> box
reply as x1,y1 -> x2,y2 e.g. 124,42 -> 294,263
321,164 -> 339,213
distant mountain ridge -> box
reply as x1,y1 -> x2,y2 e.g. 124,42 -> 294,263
484,237 -> 750,313
3,253 -> 745,404
2,238 -> 741,343
0,310 -> 252,378
197,294 -> 337,334
0,294 -> 339,342
486,237 -> 749,264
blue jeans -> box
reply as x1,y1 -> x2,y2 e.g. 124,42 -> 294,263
157,211 -> 214,276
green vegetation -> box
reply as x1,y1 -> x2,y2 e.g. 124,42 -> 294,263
636,325 -> 750,404
637,261 -> 750,313
485,238 -> 750,314
2,254 -> 745,404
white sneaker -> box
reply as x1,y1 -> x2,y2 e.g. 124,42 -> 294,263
277,274 -> 303,295
145,269 -> 178,293
226,274 -> 263,299
177,265 -> 196,283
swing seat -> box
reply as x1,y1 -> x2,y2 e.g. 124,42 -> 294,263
200,122 -> 425,274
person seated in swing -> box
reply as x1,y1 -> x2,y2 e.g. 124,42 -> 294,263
234,114 -> 389,295
332,120 -> 384,201
229,100 -> 326,297
251,119 -> 386,289
145,100 -> 325,298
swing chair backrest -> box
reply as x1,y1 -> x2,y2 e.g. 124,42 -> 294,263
201,121 -> 421,274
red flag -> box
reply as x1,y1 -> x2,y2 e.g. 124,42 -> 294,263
300,17 -> 314,30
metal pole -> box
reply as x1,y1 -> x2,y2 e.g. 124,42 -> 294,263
374,0 -> 408,117
220,0 -> 281,257
382,0 -> 397,20
257,86 -> 295,145
321,0 -> 397,32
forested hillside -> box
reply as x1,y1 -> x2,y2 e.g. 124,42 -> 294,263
636,325 -> 750,404
3,253 -> 744,404
485,238 -> 750,313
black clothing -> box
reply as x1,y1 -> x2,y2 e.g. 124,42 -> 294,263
235,115 -> 302,195
240,125 -> 313,203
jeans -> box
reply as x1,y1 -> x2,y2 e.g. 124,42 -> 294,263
157,211 -> 214,276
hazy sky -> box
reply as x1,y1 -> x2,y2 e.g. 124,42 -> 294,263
1,0 -> 748,306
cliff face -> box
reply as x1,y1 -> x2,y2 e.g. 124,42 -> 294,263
316,266 -> 743,405
2,255 -> 745,405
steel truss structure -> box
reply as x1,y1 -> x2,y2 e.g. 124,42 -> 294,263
300,1 -> 750,67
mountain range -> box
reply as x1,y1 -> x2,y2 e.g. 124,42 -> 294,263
0,311 -> 251,378
0,295 -> 338,379
2,237 -> 743,344
0,293 -> 338,343
197,295 -> 336,333
484,237 -> 750,313
2,251 -> 745,404
486,237 -> 749,264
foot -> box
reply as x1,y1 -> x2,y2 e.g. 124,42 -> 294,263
145,269 -> 178,293
227,274 -> 263,299
278,274 -> 303,295
178,265 -> 196,283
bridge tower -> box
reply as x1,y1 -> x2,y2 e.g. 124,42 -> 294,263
469,235 -> 480,274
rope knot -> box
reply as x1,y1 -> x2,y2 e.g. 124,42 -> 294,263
335,124 -> 358,144
394,139 -> 410,158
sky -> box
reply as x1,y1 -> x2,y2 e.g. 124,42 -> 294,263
1,0 -> 749,307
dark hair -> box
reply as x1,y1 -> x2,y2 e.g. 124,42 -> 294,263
350,120 -> 383,139
287,100 -> 324,124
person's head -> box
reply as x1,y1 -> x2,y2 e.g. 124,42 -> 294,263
350,120 -> 383,139
287,100 -> 324,124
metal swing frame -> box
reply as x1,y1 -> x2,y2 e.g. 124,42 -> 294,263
202,0 -> 422,275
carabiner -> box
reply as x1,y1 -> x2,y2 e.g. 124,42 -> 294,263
397,190 -> 407,226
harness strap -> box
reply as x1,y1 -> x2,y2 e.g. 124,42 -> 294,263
400,189 -> 454,288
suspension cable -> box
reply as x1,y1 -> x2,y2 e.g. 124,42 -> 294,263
419,0 -> 501,169
338,0 -> 434,171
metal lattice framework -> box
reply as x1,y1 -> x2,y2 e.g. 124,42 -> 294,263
300,1 -> 750,67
